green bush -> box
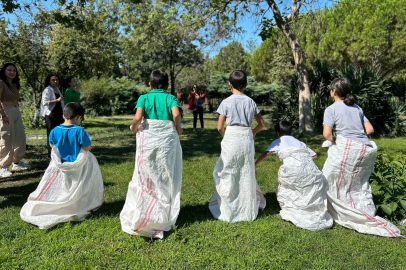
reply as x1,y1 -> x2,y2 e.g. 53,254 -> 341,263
80,77 -> 149,116
306,61 -> 405,136
370,152 -> 406,221
337,65 -> 405,137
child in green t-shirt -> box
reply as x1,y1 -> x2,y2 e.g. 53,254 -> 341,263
120,70 -> 183,239
63,77 -> 81,105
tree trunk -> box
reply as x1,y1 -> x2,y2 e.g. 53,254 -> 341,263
170,69 -> 175,95
31,86 -> 40,126
266,0 -> 314,133
283,27 -> 313,133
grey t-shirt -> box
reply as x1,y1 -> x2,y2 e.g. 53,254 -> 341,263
323,101 -> 372,146
217,94 -> 260,127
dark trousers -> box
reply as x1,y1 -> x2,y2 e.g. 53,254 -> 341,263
193,106 -> 204,129
45,112 -> 64,157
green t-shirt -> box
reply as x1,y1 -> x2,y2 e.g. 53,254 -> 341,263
135,89 -> 180,121
64,88 -> 81,105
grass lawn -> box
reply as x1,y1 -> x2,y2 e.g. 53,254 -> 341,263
1,116 -> 406,269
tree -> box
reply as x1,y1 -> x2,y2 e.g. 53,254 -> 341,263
0,10 -> 53,125
249,35 -> 295,85
119,0 -> 204,94
184,0 -> 318,133
204,41 -> 248,76
47,1 -> 121,79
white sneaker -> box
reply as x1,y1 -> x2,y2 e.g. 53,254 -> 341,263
0,167 -> 12,177
12,161 -> 31,171
201,128 -> 204,132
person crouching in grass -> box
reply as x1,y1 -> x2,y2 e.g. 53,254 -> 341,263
255,120 -> 333,231
120,70 -> 183,239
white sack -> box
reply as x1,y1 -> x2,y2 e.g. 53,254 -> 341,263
120,120 -> 182,239
209,126 -> 266,223
323,136 -> 402,237
276,147 -> 333,231
20,148 -> 104,229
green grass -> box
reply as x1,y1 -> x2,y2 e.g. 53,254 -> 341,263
1,117 -> 406,269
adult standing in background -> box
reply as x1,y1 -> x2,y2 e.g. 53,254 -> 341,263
40,74 -> 64,158
193,88 -> 205,133
0,63 -> 30,177
188,84 -> 197,111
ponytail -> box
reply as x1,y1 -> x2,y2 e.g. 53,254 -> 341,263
344,94 -> 355,106
331,78 -> 355,106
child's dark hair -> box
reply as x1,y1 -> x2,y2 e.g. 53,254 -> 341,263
330,78 -> 355,106
150,70 -> 169,89
62,77 -> 74,91
0,63 -> 20,90
275,120 -> 292,136
64,102 -> 85,120
229,70 -> 247,91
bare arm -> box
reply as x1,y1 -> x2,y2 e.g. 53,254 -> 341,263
312,155 -> 317,160
323,125 -> 335,144
0,85 -> 9,125
172,106 -> 182,135
252,113 -> 265,139
83,145 -> 92,151
48,96 -> 64,105
363,121 -> 374,135
255,151 -> 273,166
217,115 -> 226,137
130,108 -> 144,133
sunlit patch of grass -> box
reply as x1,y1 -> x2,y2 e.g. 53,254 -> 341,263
1,117 -> 405,269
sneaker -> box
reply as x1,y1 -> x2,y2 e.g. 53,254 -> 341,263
12,161 -> 31,171
193,129 -> 196,133
0,167 -> 12,178
201,128 -> 204,132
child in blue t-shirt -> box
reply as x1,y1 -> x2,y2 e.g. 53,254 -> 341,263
49,102 -> 92,162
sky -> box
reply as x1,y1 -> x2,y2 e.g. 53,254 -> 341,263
1,0 -> 334,57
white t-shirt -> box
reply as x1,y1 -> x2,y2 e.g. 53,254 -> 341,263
217,94 -> 260,127
266,136 -> 316,157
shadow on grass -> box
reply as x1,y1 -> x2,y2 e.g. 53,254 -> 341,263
91,136 -> 136,166
92,200 -> 125,218
259,192 -> 280,217
0,180 -> 39,209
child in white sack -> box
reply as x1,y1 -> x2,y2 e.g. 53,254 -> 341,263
209,70 -> 266,223
255,120 -> 333,231
20,102 -> 104,229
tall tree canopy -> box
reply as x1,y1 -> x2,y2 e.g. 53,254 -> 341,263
119,0 -> 204,94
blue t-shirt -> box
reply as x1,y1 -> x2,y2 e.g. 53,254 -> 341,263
49,124 -> 91,163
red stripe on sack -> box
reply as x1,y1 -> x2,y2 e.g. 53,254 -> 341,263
256,191 -> 266,201
136,190 -> 144,206
139,199 -> 157,231
135,198 -> 156,231
348,145 -> 367,207
336,140 -> 349,198
35,168 -> 60,201
209,200 -> 218,206
137,132 -> 144,186
152,230 -> 162,238
337,140 -> 352,199
362,212 -> 398,237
